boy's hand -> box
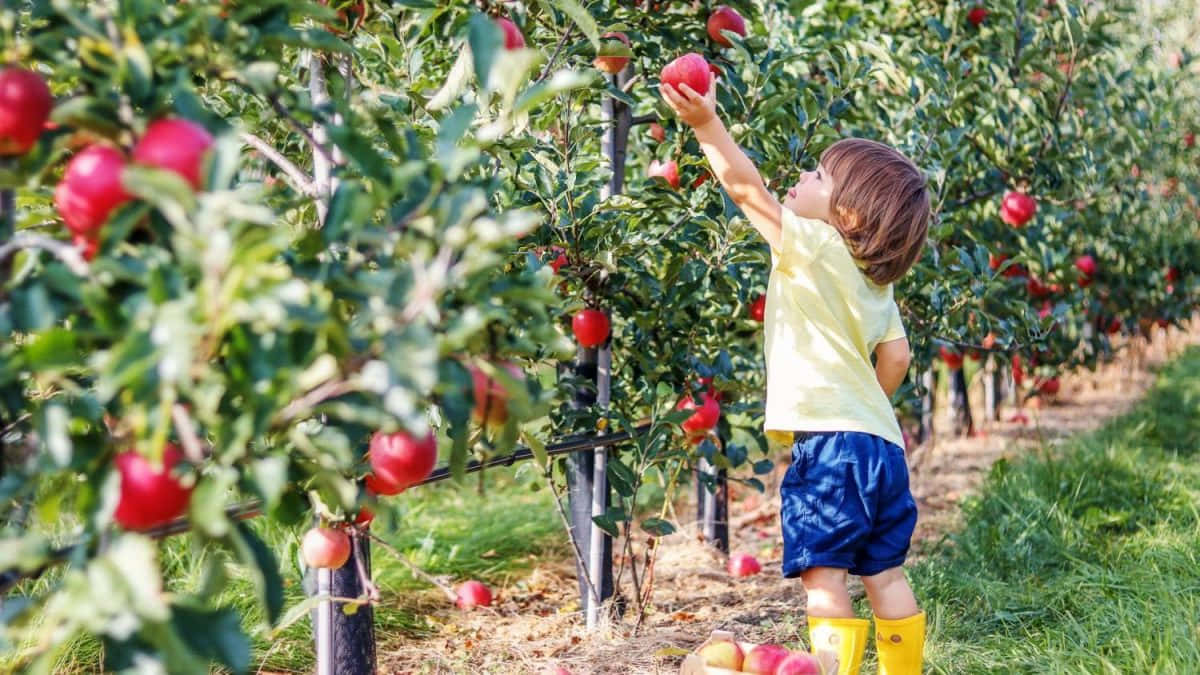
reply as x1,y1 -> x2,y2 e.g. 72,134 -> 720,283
662,80 -> 718,128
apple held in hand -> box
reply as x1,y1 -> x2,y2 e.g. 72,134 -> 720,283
132,117 -> 214,189
707,5 -> 747,47
368,429 -> 438,494
113,444 -> 193,531
456,580 -> 493,609
1000,191 -> 1037,227
302,526 -> 352,569
648,159 -> 680,189
572,308 -> 611,348
660,53 -> 712,97
697,638 -> 744,670
0,66 -> 53,156
728,552 -> 762,577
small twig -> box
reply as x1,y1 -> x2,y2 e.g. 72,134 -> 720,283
170,403 -> 207,464
349,529 -> 382,603
274,380 -> 359,425
545,466 -> 603,615
240,133 -> 319,197
535,27 -> 574,84
365,531 -> 456,602
0,233 -> 90,276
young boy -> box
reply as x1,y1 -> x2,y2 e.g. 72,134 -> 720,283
663,79 -> 930,675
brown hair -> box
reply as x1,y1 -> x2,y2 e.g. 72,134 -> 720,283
819,138 -> 930,285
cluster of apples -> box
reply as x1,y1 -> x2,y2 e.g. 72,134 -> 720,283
695,635 -> 824,674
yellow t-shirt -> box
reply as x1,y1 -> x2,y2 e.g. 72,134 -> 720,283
762,208 -> 906,449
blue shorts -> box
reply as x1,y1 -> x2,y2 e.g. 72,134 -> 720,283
780,431 -> 917,578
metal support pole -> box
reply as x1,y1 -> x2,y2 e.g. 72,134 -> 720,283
694,438 -> 729,553
309,531 -> 375,674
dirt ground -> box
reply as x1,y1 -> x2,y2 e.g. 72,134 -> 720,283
370,321 -> 1200,675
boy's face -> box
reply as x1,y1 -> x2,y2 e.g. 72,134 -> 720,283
782,162 -> 833,222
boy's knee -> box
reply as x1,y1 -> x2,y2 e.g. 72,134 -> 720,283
799,566 -> 848,591
861,566 -> 906,592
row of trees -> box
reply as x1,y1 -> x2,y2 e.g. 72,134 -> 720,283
0,0 -> 1196,670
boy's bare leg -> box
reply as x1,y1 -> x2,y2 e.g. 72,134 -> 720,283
860,566 -> 920,619
799,566 -> 855,617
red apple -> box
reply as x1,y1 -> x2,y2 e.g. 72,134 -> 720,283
1165,266 -> 1180,283
55,145 -> 133,236
659,53 -> 712,97
1000,191 -> 1037,227
455,580 -> 493,609
1038,377 -> 1060,395
470,361 -> 525,426
728,552 -> 762,577
1011,354 -> 1024,385
593,32 -> 631,74
113,444 -> 193,531
939,346 -> 963,370
697,639 -> 744,670
73,232 -> 100,262
540,668 -> 571,675
677,391 -> 720,437
354,506 -> 374,526
572,309 -> 610,348
1038,300 -> 1052,319
302,526 -> 352,569
1074,255 -> 1096,286
1026,276 -> 1052,298
748,294 -> 766,322
982,332 -> 997,350
496,17 -> 524,50
707,6 -> 747,47
551,252 -> 568,273
648,122 -> 666,143
775,652 -> 823,675
742,644 -> 790,674
648,159 -> 680,189
132,118 -> 214,190
365,472 -> 405,496
368,429 -> 438,492
1107,317 -> 1122,335
967,6 -> 988,25
0,67 -> 53,156
1184,132 -> 1195,149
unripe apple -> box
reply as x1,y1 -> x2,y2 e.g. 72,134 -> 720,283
302,526 -> 352,569
659,53 -> 712,97
648,122 -> 666,143
967,6 -> 988,25
455,580 -> 493,609
593,32 -> 631,75
775,652 -> 823,675
648,159 -> 680,189
939,346 -> 963,370
697,639 -> 744,670
728,552 -> 761,577
470,361 -> 525,427
496,17 -> 524,50
743,644 -> 791,674
748,294 -> 766,322
113,445 -> 193,531
368,429 -> 438,493
707,6 -> 747,48
55,145 -> 133,236
0,67 -> 54,156
677,391 -> 720,437
132,118 -> 214,189
1000,191 -> 1037,227
572,309 -> 610,348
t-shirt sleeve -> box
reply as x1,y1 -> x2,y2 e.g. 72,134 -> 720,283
770,208 -> 836,265
880,297 -> 907,343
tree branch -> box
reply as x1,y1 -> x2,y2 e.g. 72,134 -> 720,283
0,233 -> 90,275
240,133 -> 319,197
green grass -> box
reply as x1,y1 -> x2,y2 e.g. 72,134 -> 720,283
887,346 -> 1200,674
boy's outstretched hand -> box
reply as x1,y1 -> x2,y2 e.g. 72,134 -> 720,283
662,80 -> 718,128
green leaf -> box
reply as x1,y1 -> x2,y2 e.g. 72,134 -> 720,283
468,13 -> 502,92
230,522 -> 285,625
537,0 -> 599,50
514,70 -> 594,116
640,517 -> 676,537
190,468 -> 238,538
171,605 -> 251,675
25,328 -> 77,370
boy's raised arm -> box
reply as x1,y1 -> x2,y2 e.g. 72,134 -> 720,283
662,83 -> 782,252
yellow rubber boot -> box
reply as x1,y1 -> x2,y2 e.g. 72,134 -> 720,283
807,615 -> 869,675
873,611 -> 926,675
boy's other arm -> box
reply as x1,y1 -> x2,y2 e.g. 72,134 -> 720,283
874,337 -> 911,399
691,118 -> 783,252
